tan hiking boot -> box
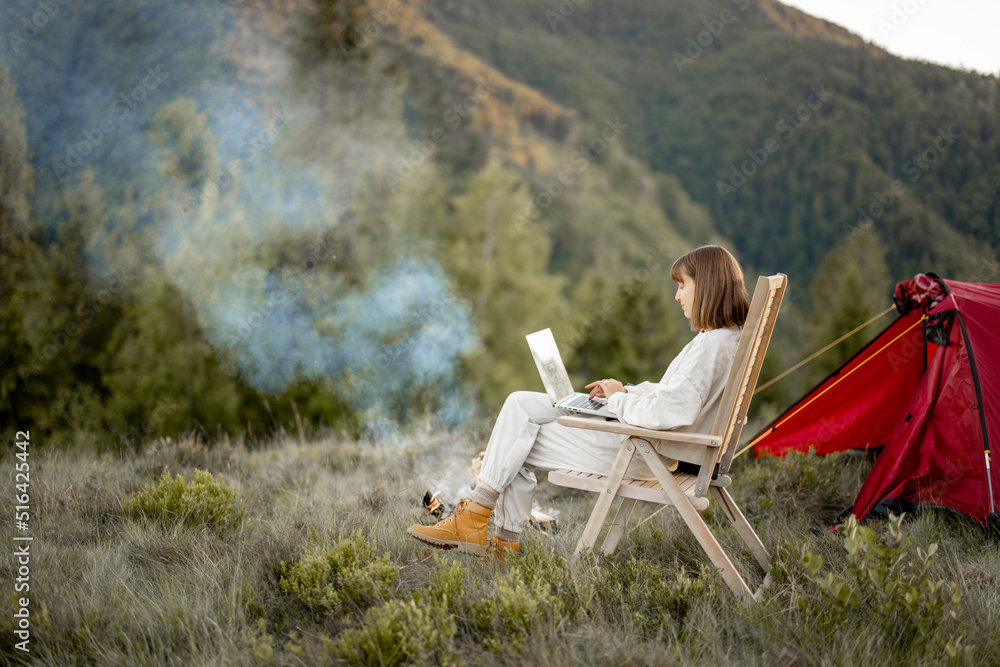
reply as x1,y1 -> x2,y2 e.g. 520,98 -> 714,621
479,534 -> 520,566
407,498 -> 490,555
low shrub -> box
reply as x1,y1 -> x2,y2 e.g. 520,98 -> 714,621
800,513 -> 970,664
512,541 -> 593,621
331,598 -> 457,666
470,572 -> 560,653
123,469 -> 244,533
595,557 -> 717,635
249,618 -> 276,664
412,556 -> 465,613
280,533 -> 396,616
330,558 -> 464,666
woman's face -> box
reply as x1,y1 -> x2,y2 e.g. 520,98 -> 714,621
675,272 -> 696,320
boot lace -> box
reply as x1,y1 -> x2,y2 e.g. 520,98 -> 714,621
480,535 -> 517,567
436,498 -> 469,526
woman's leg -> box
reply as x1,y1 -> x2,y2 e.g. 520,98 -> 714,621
480,393 -> 656,539
409,390 -> 654,552
408,391 -> 558,554
476,391 -> 565,498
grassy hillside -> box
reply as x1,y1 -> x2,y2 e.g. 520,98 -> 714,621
2,431 -> 994,665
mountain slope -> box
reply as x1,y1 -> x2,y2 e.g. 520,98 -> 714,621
417,0 -> 1000,282
755,0 -> 886,57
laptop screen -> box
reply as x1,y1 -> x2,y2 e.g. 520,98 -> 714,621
525,329 -> 575,403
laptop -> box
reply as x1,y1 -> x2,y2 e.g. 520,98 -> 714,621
525,328 -> 616,418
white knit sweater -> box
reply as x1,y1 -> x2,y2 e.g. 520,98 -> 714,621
607,325 -> 741,434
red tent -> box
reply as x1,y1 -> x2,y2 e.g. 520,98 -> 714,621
751,273 -> 1000,527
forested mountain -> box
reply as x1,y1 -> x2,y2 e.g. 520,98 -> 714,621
418,0 -> 999,283
1,0 -> 997,446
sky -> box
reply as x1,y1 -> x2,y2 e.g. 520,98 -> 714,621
778,0 -> 1000,75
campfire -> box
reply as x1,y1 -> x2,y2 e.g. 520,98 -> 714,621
419,451 -> 558,535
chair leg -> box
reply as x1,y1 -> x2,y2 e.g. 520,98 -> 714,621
636,446 -> 753,600
711,486 -> 770,572
572,439 -> 637,558
601,497 -> 637,555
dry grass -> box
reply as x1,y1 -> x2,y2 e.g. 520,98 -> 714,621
1,426 -> 995,665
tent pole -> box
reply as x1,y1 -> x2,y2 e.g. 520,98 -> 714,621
986,452 -> 995,513
953,305 -> 994,514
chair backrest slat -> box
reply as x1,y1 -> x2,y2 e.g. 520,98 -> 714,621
709,274 -> 787,474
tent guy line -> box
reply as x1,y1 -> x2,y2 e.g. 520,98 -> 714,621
735,312 -> 928,460
753,304 -> 897,396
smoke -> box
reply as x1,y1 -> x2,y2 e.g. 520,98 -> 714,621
326,258 -> 476,424
180,254 -> 475,424
2,0 -> 479,430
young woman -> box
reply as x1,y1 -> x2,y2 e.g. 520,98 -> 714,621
407,245 -> 750,560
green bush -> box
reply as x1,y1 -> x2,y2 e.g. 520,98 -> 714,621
470,572 -> 560,653
280,533 -> 396,616
595,558 -> 716,635
249,618 -> 275,665
800,513 -> 969,664
412,556 -> 465,612
327,556 -> 466,665
509,540 -> 593,621
331,597 -> 458,667
123,469 -> 244,533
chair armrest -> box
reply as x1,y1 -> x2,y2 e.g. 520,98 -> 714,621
556,415 -> 721,447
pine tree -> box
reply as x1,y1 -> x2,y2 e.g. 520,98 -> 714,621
1,59 -> 49,432
805,234 -> 894,387
424,157 -> 571,409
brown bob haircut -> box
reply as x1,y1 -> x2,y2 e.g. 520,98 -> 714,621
670,245 -> 749,331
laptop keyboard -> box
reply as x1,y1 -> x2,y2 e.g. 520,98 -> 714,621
562,394 -> 608,411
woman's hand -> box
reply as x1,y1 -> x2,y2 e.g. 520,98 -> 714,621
585,378 -> 626,399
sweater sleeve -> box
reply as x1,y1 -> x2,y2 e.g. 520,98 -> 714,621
606,330 -> 737,430
607,373 -> 704,430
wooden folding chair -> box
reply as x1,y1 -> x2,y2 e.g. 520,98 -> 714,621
548,274 -> 786,601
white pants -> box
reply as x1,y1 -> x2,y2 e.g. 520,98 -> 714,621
477,391 -> 657,533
